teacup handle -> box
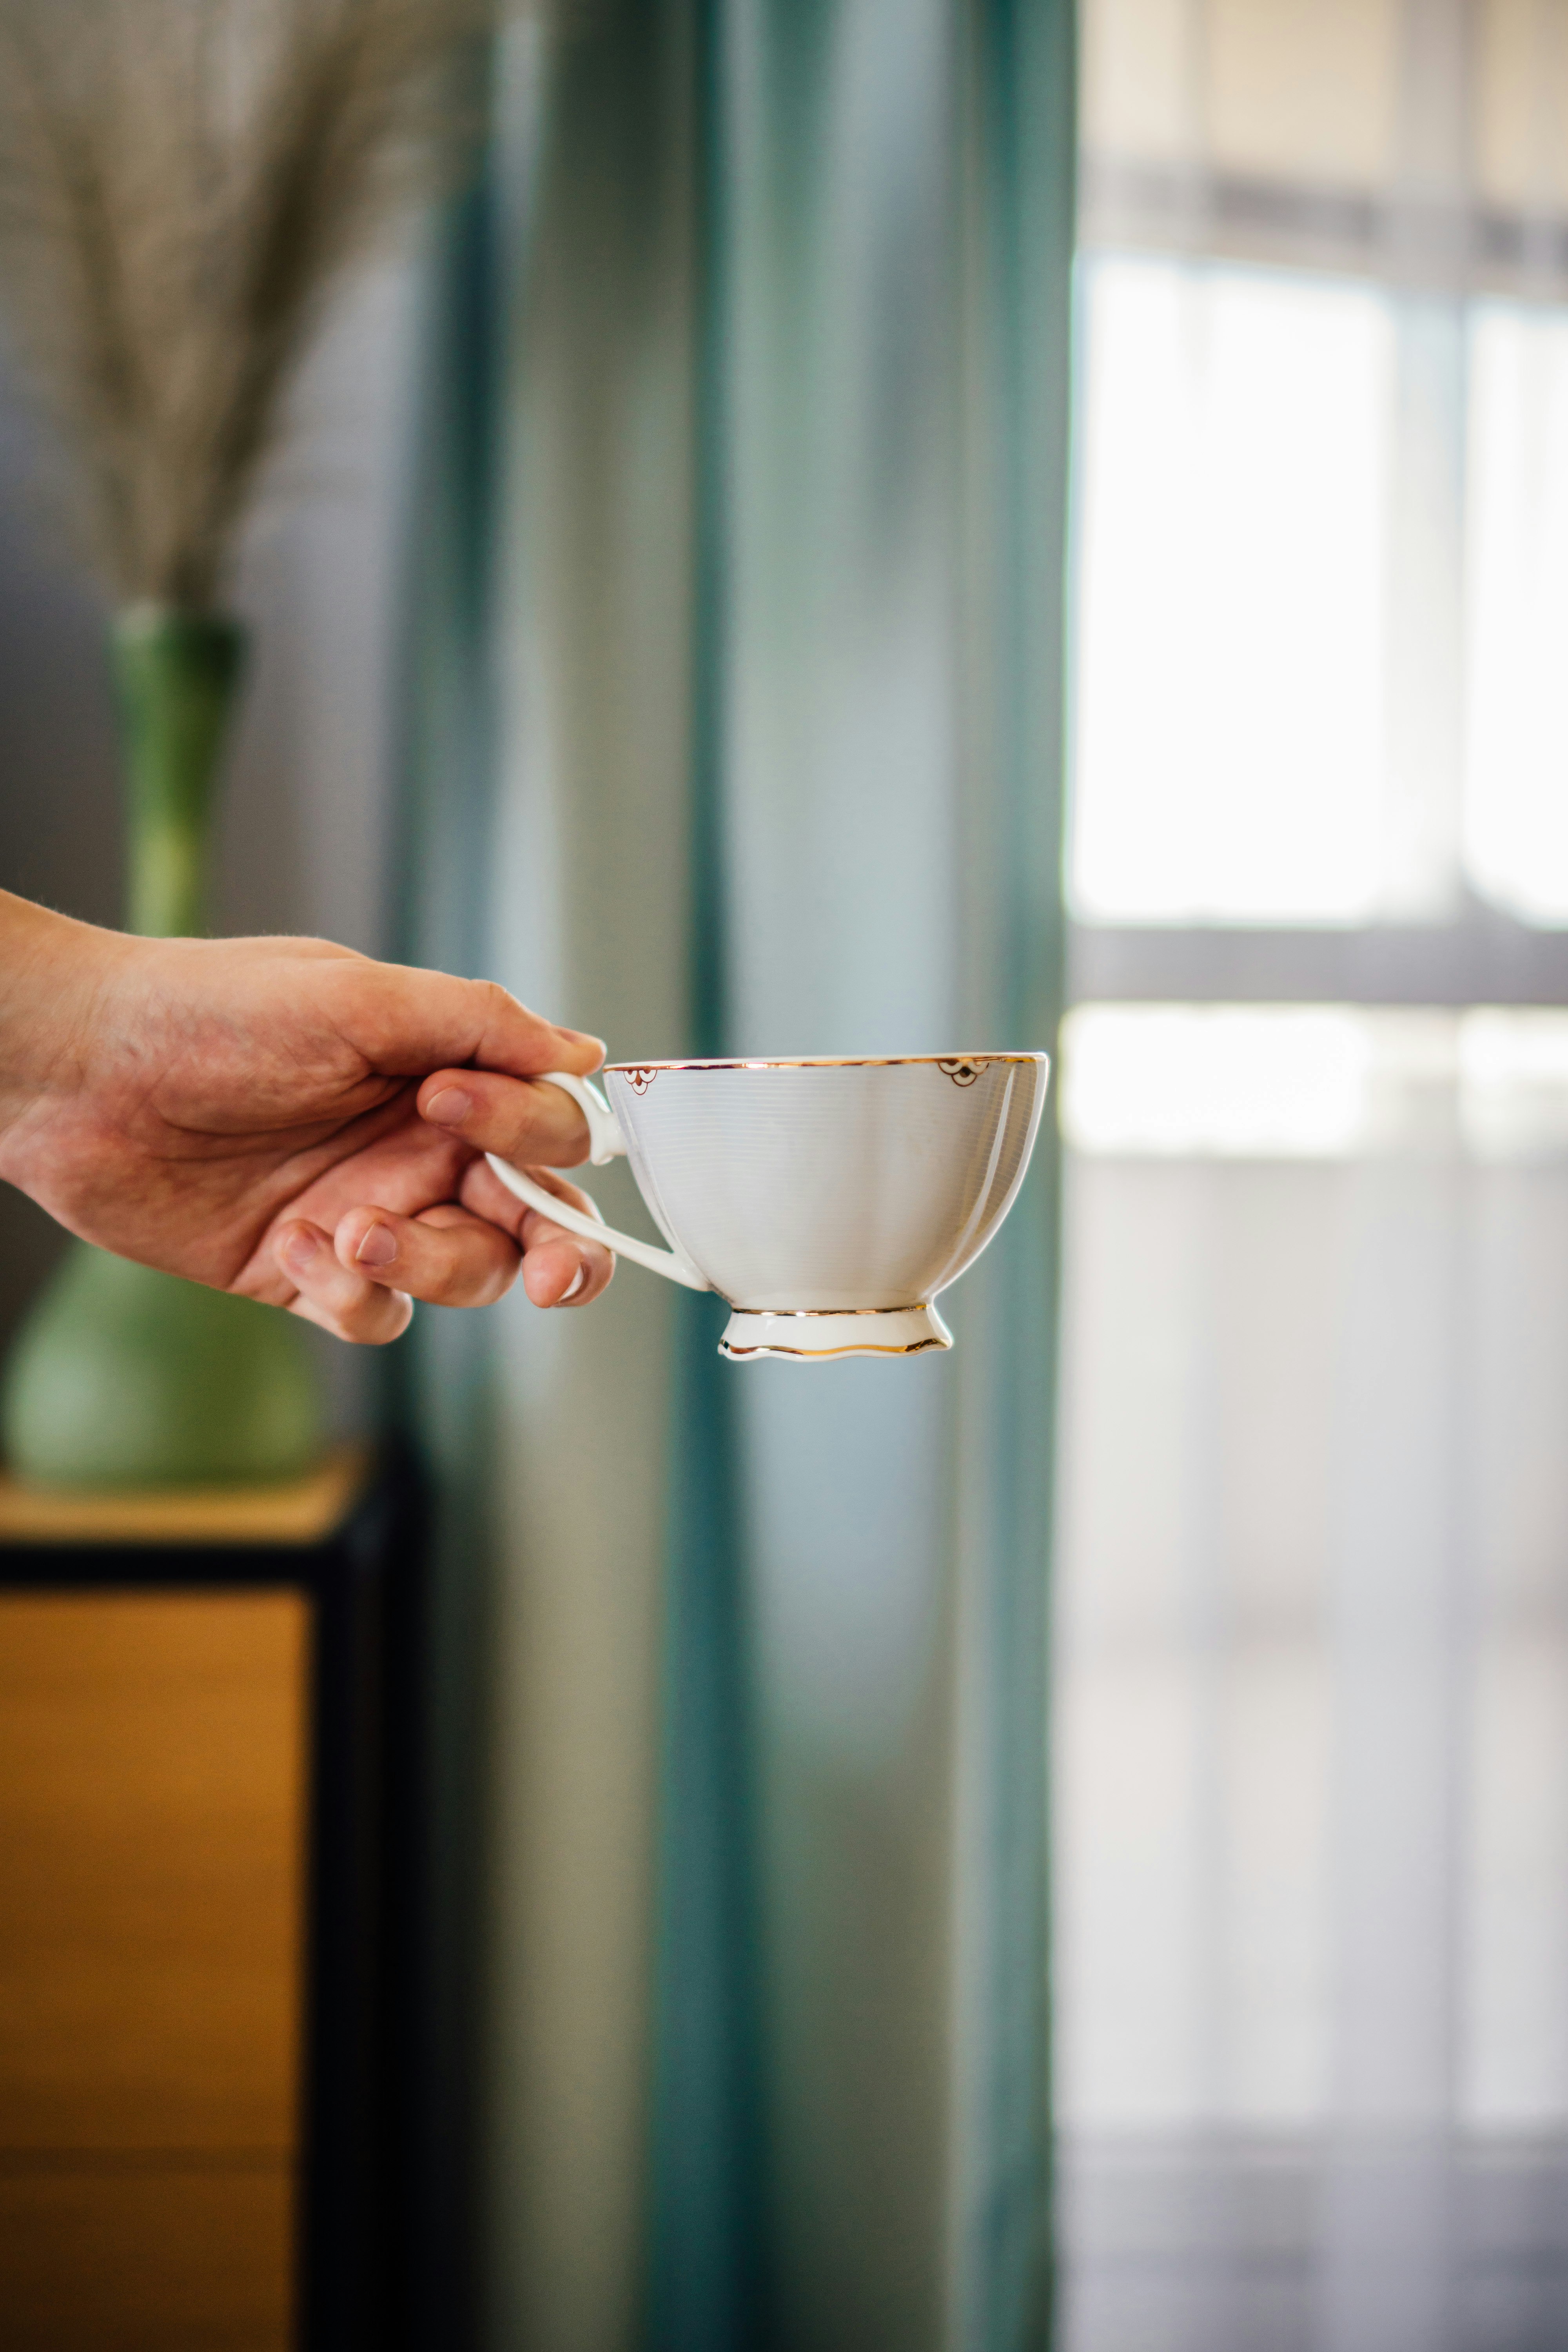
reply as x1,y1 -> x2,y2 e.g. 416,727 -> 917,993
484,1071 -> 711,1294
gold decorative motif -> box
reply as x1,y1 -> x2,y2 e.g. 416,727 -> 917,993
938,1058 -> 985,1086
623,1067 -> 658,1094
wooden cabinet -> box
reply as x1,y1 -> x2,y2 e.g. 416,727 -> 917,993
0,1451 -> 417,2352
0,1590 -> 305,2350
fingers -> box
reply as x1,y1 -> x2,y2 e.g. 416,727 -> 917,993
281,1170 -> 614,1331
324,959 -> 606,1085
523,1234 -> 611,1308
268,1160 -> 616,1344
417,1067 -> 595,1167
459,1158 -> 617,1308
332,1201 -> 521,1310
274,1220 -> 414,1346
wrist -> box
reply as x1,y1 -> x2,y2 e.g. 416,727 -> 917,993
0,893 -> 126,1179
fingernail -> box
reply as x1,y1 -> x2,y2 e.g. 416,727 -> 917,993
557,1028 -> 607,1059
356,1223 -> 399,1270
281,1227 -> 319,1278
424,1086 -> 474,1127
558,1264 -> 587,1303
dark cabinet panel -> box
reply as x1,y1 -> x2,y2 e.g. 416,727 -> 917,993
0,2165 -> 294,2350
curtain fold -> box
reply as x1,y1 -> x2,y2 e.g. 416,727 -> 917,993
399,6 -> 1076,2347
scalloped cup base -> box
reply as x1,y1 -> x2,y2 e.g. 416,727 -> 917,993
718,1305 -> 953,1363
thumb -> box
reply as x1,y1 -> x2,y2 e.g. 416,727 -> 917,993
321,958 -> 606,1082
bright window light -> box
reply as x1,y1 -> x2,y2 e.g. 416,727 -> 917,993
1061,1004 -> 1374,1156
1071,256 -> 1392,924
1064,1004 -> 1568,1160
1461,1010 -> 1568,1158
1465,304 -> 1568,927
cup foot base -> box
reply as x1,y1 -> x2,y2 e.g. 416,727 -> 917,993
719,1305 -> 953,1363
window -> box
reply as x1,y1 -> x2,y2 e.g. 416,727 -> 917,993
1072,258 -> 1568,938
1058,2 -> 1568,2342
1467,301 -> 1568,922
1074,257 -> 1394,926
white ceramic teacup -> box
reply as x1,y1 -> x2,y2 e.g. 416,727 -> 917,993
486,1052 -> 1049,1361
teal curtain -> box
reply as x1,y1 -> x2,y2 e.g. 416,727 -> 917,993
399,5 -> 1075,2348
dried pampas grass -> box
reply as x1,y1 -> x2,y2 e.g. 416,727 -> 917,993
0,0 -> 520,610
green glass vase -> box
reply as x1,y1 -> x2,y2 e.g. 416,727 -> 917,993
1,607 -> 325,1488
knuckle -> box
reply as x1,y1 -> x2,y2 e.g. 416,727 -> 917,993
427,1235 -> 513,1311
479,979 -> 544,1060
508,1091 -> 588,1164
421,1253 -> 470,1309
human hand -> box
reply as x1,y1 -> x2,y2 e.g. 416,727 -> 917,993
0,893 -> 616,1343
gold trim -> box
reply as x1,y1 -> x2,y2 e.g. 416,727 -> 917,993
604,1052 -> 1046,1074
733,1304 -> 931,1318
720,1305 -> 951,1357
720,1336 -> 951,1359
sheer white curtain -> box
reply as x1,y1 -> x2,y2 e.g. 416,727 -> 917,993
1058,3 -> 1568,2346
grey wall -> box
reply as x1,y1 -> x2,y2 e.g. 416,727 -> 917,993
0,259 -> 419,1383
